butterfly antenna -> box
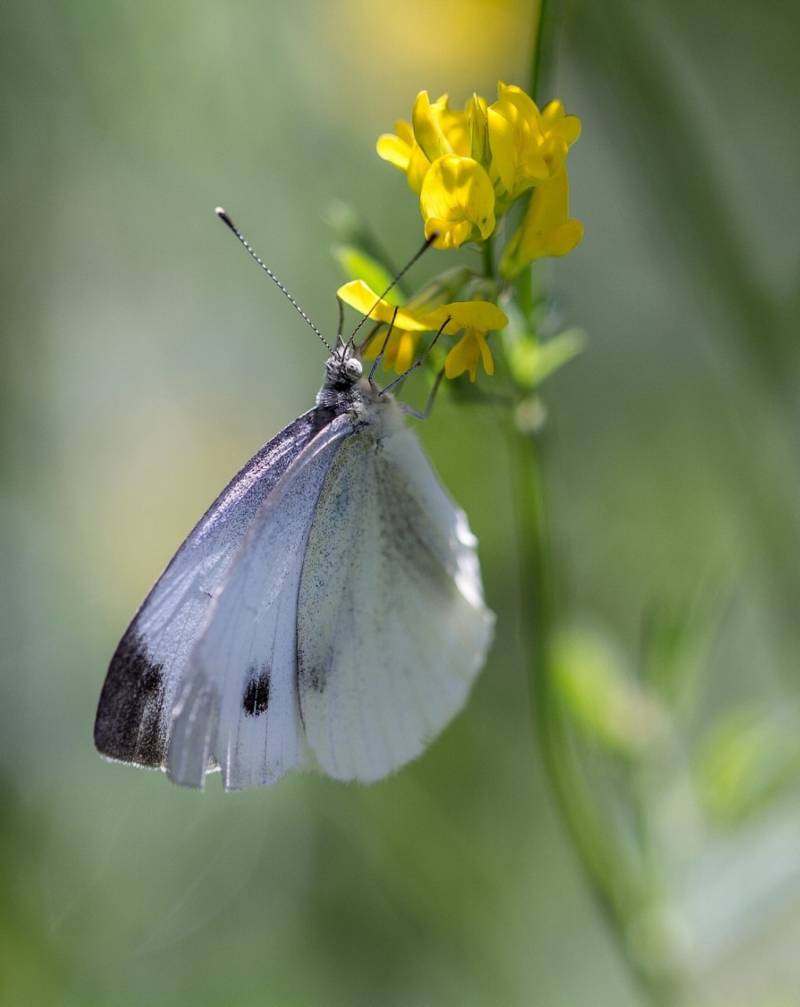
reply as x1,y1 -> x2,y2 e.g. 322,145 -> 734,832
215,207 -> 333,354
347,232 -> 437,350
335,296 -> 345,350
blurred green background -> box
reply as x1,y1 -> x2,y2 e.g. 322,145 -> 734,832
3,1 -> 800,1005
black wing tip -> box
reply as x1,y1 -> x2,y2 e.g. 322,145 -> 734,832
93,629 -> 168,768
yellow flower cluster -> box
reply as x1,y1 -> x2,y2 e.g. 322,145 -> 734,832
377,83 -> 583,276
337,280 -> 507,382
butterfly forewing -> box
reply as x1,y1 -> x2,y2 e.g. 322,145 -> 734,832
167,414 -> 354,789
94,406 -> 338,770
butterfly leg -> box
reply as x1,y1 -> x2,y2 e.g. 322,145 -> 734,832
379,315 -> 450,398
399,367 -> 445,421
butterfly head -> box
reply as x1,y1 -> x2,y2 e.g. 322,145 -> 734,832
323,345 -> 363,391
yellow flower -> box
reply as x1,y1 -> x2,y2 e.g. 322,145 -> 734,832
467,93 -> 490,165
500,169 -> 584,278
376,83 -> 581,253
540,98 -> 582,147
419,154 -> 495,249
488,82 -> 580,201
430,300 -> 506,382
428,299 -> 508,334
377,91 -> 468,195
412,91 -> 465,160
336,280 -> 507,380
444,329 -> 494,382
335,279 -> 435,331
375,120 -> 430,194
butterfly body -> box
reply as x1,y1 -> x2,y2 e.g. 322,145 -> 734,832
95,348 -> 494,789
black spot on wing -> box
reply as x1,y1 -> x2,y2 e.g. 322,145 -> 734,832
242,665 -> 271,716
94,629 -> 167,767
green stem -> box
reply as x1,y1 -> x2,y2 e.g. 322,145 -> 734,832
510,427 -> 684,1007
530,0 -> 552,101
516,268 -> 537,332
482,233 -> 495,278
516,4 -> 687,1005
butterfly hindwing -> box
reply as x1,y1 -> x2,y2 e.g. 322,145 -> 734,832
94,406 -> 338,769
167,414 -> 355,789
296,421 -> 495,782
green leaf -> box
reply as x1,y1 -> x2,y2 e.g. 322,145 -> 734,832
410,266 -> 476,309
332,245 -> 403,306
696,704 -> 800,825
640,578 -> 729,713
551,625 -> 666,757
505,326 -> 586,390
326,200 -> 404,294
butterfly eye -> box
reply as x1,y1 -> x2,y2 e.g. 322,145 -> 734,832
344,357 -> 363,380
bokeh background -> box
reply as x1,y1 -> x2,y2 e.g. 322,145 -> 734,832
3,1 -> 800,1005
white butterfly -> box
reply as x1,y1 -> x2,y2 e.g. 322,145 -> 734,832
94,212 -> 495,790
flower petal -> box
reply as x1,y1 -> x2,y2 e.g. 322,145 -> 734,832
541,100 -> 581,146
444,334 -> 474,380
430,300 -> 508,333
412,91 -> 452,162
476,329 -> 495,376
376,133 -> 412,171
393,330 -> 419,373
488,97 -> 548,197
395,120 -> 415,145
406,144 -> 431,194
444,331 -> 486,382
337,280 -> 433,331
468,93 -> 490,165
424,216 -> 472,249
419,154 -> 495,249
499,169 -> 583,277
487,103 -> 518,195
497,81 -> 540,121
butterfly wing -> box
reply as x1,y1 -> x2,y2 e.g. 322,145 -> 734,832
296,420 -> 495,782
94,406 -> 339,769
166,413 -> 355,789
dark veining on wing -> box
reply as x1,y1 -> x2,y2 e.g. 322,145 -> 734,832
195,406 -> 338,545
375,451 -> 457,594
94,629 -> 166,766
242,664 -> 271,716
295,429 -> 369,700
298,661 -> 327,693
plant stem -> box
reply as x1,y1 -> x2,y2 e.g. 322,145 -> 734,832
514,3 -> 686,1004
530,0 -> 552,100
482,233 -> 495,278
510,426 -> 684,1007
515,268 -> 537,332
510,428 -> 612,946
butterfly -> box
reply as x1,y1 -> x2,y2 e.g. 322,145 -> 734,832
93,210 -> 495,790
